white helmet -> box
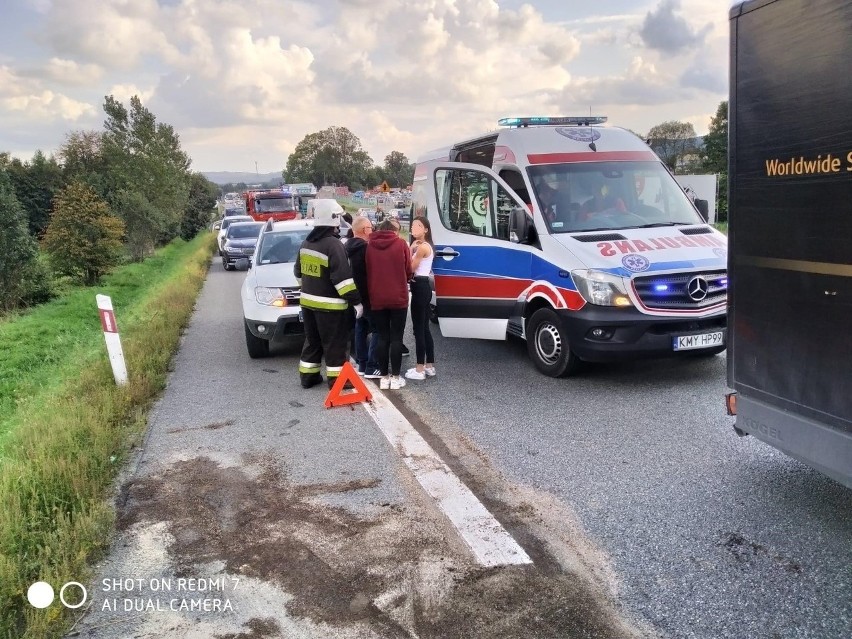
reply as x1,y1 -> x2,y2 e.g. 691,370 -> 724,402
311,199 -> 343,227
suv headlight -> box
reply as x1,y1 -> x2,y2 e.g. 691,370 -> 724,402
571,270 -> 632,307
255,287 -> 286,307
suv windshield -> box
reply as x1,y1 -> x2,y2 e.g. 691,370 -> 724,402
527,161 -> 703,234
227,223 -> 263,239
221,217 -> 251,230
256,229 -> 311,265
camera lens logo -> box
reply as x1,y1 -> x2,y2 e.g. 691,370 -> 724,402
27,581 -> 87,609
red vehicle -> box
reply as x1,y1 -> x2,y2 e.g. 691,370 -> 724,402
243,189 -> 300,222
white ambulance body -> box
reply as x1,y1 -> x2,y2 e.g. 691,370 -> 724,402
412,116 -> 728,377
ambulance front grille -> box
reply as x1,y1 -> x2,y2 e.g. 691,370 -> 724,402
633,269 -> 727,310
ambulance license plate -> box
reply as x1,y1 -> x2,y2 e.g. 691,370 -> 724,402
298,310 -> 303,323
673,331 -> 724,351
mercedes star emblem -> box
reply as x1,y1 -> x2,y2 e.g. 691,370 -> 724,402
687,276 -> 709,301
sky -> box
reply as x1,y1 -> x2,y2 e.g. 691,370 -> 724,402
0,0 -> 731,174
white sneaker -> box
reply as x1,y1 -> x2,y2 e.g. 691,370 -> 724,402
405,368 -> 426,380
379,376 -> 390,390
390,376 -> 406,390
424,367 -> 436,377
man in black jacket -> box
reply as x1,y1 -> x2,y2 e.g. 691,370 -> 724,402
295,200 -> 363,389
346,216 -> 381,377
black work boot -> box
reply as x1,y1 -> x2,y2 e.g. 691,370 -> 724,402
301,373 -> 323,389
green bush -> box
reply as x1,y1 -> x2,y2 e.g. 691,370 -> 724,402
41,182 -> 125,285
17,257 -> 54,307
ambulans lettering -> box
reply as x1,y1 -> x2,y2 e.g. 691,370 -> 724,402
597,242 -> 617,257
596,235 -> 724,256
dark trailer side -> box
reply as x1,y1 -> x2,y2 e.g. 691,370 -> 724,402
728,0 -> 852,487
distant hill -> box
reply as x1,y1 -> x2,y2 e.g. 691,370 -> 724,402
202,171 -> 282,185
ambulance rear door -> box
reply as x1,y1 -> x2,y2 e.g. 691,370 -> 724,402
423,162 -> 534,339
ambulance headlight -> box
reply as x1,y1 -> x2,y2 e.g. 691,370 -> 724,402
571,270 -> 632,307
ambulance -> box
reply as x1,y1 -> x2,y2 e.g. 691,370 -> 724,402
412,116 -> 728,377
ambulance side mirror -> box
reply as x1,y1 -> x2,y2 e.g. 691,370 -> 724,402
509,206 -> 532,244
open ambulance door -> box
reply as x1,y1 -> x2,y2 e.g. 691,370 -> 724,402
424,162 -> 534,340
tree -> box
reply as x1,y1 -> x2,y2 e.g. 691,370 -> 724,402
5,151 -> 65,237
0,170 -> 39,310
646,120 -> 700,172
42,182 -> 125,285
284,126 -> 374,187
181,173 -> 219,240
700,101 -> 728,221
57,130 -> 110,197
383,151 -> 414,188
102,95 -> 192,255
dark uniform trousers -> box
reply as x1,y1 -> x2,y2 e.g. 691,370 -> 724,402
299,308 -> 351,387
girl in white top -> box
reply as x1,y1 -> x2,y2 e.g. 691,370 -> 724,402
405,217 -> 436,380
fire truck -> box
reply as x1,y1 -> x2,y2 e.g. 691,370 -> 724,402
243,189 -> 300,222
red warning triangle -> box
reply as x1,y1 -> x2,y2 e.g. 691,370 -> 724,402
324,361 -> 373,408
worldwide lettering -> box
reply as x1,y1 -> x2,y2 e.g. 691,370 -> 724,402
765,153 -> 851,176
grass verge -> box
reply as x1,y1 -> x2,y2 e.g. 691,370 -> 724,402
0,239 -> 210,447
0,234 -> 215,638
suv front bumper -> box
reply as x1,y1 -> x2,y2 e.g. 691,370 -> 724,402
245,311 -> 304,341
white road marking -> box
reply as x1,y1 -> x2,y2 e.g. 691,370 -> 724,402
363,389 -> 532,567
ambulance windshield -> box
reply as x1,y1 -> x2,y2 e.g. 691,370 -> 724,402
527,161 -> 704,234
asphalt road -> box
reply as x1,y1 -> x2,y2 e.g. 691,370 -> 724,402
68,257 -> 651,639
397,319 -> 852,639
68,255 -> 851,639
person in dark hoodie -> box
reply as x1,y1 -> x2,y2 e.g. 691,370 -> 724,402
345,215 -> 380,377
367,219 -> 412,390
294,199 -> 362,389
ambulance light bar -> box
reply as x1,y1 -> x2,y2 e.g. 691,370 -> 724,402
498,116 -> 608,128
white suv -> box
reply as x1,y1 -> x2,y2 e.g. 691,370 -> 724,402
241,220 -> 314,357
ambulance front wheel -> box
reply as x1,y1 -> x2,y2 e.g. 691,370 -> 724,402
527,308 -> 580,378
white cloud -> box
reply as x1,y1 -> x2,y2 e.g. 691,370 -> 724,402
19,58 -> 105,86
639,0 -> 713,54
0,64 -> 96,122
2,90 -> 95,121
3,0 -> 732,170
107,83 -> 155,104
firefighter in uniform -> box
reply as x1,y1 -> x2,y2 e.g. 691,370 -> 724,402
295,199 -> 363,388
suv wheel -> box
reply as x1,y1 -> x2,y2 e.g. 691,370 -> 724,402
526,308 -> 580,377
244,320 -> 270,358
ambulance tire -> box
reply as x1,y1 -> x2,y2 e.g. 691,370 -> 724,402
527,308 -> 580,378
244,320 -> 270,358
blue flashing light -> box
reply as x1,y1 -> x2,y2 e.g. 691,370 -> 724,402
654,284 -> 669,292
719,278 -> 729,287
497,115 -> 608,128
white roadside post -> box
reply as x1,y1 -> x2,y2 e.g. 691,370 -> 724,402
96,294 -> 128,386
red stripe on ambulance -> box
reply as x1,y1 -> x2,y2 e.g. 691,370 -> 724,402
527,151 -> 658,164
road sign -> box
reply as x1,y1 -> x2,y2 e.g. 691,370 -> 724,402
380,181 -> 390,193
324,362 -> 373,408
